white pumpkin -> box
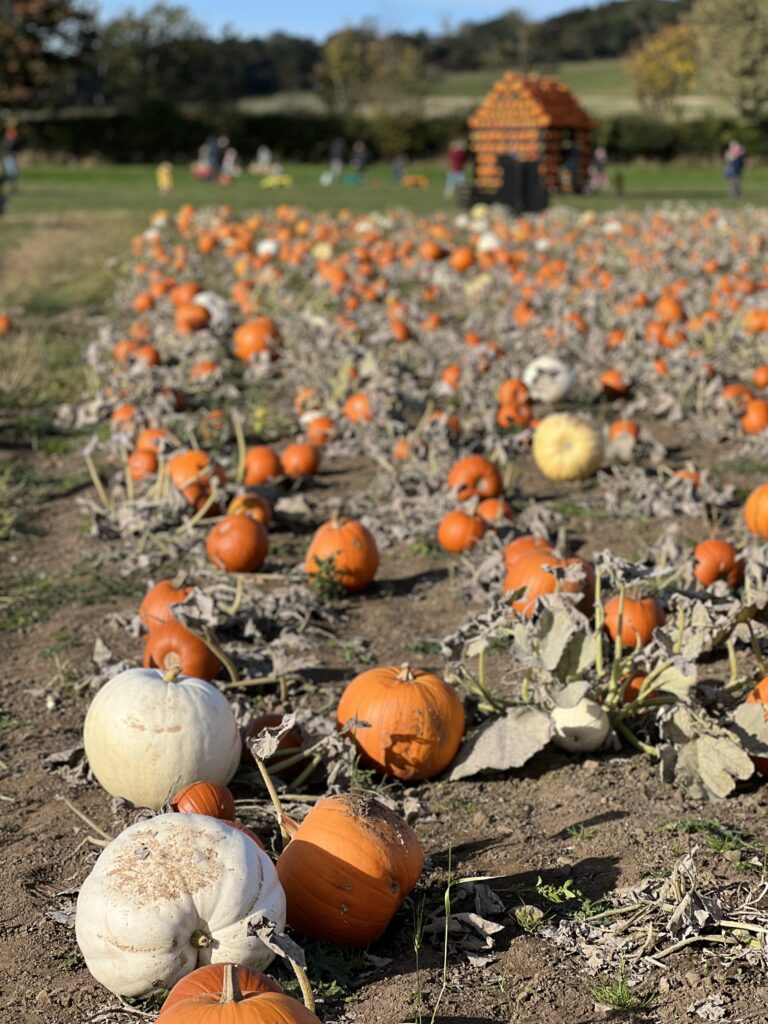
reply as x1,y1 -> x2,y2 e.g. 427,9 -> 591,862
76,814 -> 286,996
551,699 -> 610,752
83,668 -> 241,810
532,413 -> 603,482
522,356 -> 575,403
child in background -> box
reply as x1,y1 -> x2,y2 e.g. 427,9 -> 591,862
155,161 -> 174,195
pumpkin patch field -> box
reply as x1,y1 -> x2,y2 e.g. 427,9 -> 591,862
4,200 -> 768,1024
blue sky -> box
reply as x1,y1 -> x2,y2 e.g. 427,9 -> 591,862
95,0 -> 583,37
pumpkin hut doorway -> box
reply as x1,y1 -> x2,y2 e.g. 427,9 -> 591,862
467,71 -> 595,207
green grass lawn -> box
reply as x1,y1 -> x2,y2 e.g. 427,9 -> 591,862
4,160 -> 767,224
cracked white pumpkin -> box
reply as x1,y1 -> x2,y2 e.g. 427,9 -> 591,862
83,667 -> 241,809
75,813 -> 286,996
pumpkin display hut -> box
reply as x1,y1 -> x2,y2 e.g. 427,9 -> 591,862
467,71 -> 595,203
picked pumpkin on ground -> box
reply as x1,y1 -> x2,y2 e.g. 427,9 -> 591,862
75,815 -> 286,996
337,664 -> 465,780
276,793 -> 423,946
83,667 -> 241,809
305,516 -> 379,592
532,413 -> 603,482
158,963 -> 320,1022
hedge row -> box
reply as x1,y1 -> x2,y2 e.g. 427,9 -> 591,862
16,102 -> 768,163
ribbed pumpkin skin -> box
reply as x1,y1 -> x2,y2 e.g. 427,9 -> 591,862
159,964 -> 283,1015
504,551 -> 594,617
693,540 -> 743,588
276,794 -> 423,946
304,518 -> 379,592
532,413 -> 603,482
745,484 -> 768,538
159,990 -> 319,1023
337,666 -> 465,781
170,781 -> 236,821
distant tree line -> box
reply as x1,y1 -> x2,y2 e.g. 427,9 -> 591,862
1,0 -> 692,110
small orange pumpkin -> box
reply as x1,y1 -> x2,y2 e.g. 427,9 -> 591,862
504,551 -> 594,617
244,446 -> 281,486
693,539 -> 744,588
305,517 -> 379,592
437,509 -> 486,552
143,621 -> 222,680
502,534 -> 552,568
158,963 -> 317,1022
744,483 -> 768,538
337,664 -> 465,780
170,781 -> 236,820
280,443 -> 320,479
604,595 -> 666,649
447,454 -> 502,501
206,515 -> 269,573
139,579 -> 193,632
227,492 -> 272,526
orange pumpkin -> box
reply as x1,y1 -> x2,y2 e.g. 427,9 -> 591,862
477,497 -> 514,524
447,454 -> 502,501
604,595 -> 666,649
693,539 -> 743,588
608,420 -> 639,441
600,369 -> 631,399
168,450 -> 225,507
754,364 -> 768,388
742,398 -> 768,434
244,446 -> 281,486
276,793 -> 423,946
437,509 -> 486,552
305,517 -> 379,592
227,492 -> 272,526
170,781 -> 236,820
342,391 -> 373,423
232,318 -> 280,362
127,448 -> 158,481
337,665 -> 465,780
504,551 -> 594,617
744,483 -> 768,538
502,534 -> 552,568
139,579 -> 193,632
305,415 -> 334,447
280,443 -> 320,479
143,622 -> 222,680
206,515 -> 269,573
175,302 -> 210,334
158,964 -> 317,1023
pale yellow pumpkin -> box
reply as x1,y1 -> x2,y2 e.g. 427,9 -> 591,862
532,413 -> 603,482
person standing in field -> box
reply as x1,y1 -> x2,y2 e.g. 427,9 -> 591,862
1,122 -> 20,192
444,139 -> 468,198
329,137 -> 345,181
724,139 -> 746,198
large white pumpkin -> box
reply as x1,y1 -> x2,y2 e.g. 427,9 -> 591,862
76,814 -> 286,996
522,356 -> 575,403
532,413 -> 603,482
83,668 -> 241,809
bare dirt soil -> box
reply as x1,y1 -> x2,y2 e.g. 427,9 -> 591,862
2,441 -> 767,1024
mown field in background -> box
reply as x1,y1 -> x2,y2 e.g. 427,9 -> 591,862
236,58 -> 736,120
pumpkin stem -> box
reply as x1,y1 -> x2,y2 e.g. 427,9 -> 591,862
290,959 -> 316,1013
190,929 -> 212,948
396,663 -> 415,682
163,665 -> 182,683
220,963 -> 243,1004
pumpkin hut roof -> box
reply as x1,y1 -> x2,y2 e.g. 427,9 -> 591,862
468,71 -> 595,131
